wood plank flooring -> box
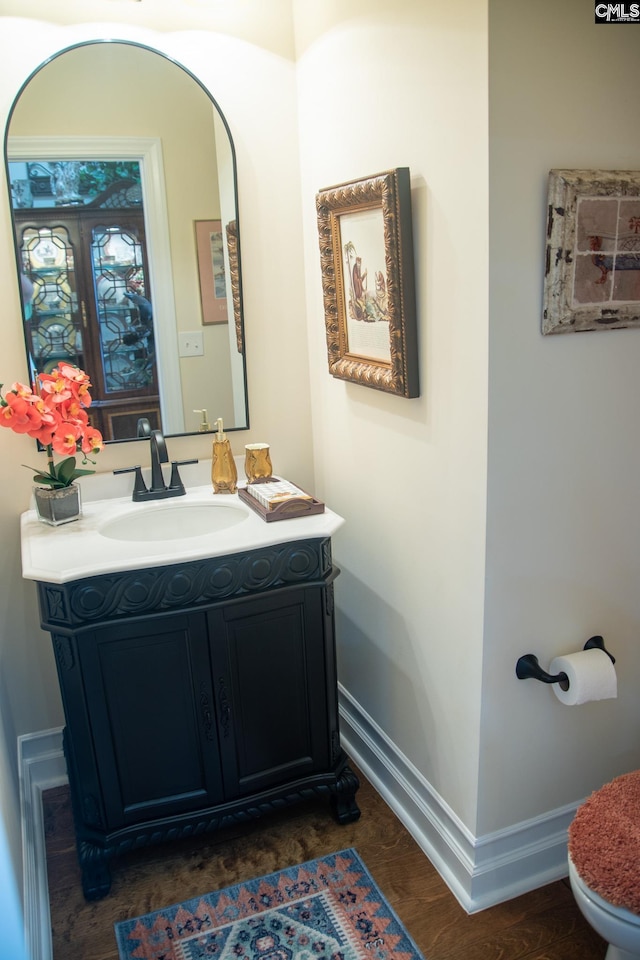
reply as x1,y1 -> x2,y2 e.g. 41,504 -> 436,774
44,765 -> 606,960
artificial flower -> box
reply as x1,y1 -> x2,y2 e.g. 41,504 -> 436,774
0,363 -> 103,488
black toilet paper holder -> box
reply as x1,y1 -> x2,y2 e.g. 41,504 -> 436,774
515,635 -> 615,685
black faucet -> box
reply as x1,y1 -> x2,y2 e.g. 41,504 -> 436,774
147,426 -> 169,494
113,419 -> 197,501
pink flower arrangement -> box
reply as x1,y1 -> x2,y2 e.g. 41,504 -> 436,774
0,362 -> 104,488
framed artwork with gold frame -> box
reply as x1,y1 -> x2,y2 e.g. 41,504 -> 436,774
543,169 -> 640,334
316,168 -> 419,397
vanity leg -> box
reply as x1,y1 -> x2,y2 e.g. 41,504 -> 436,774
79,846 -> 112,901
330,764 -> 361,824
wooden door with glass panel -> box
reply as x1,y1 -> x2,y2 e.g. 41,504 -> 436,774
15,192 -> 160,440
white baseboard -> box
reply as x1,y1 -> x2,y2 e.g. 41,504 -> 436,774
338,685 -> 577,913
19,728 -> 67,960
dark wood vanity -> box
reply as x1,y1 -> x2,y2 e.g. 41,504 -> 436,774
36,535 -> 360,899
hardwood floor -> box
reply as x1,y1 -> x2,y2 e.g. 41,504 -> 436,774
44,765 -> 606,960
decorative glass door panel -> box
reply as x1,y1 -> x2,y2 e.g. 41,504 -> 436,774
14,202 -> 161,442
20,225 -> 83,375
90,225 -> 157,395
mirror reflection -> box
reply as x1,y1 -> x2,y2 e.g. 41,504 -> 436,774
5,41 -> 248,442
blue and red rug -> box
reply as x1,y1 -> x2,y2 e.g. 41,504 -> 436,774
115,847 -> 424,960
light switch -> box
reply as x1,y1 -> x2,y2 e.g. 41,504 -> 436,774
178,331 -> 204,357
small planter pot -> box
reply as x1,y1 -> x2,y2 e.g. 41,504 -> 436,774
33,483 -> 82,526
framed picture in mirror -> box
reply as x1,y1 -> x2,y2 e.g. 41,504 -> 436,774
543,169 -> 640,334
316,168 -> 419,398
195,219 -> 229,325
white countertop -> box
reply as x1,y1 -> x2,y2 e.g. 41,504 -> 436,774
21,465 -> 344,584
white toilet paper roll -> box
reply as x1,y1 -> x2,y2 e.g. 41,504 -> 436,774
549,648 -> 617,705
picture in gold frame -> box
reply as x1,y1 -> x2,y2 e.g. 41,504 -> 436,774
316,168 -> 419,398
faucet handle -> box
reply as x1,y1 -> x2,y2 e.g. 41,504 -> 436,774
168,458 -> 198,495
113,465 -> 148,501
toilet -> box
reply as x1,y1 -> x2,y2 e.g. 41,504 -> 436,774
568,770 -> 640,960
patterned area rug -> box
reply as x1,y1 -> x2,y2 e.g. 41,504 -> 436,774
115,847 -> 424,960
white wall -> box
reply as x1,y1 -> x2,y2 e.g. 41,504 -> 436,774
0,0 -> 296,57
0,798 -> 28,960
480,0 -> 640,832
297,0 -> 640,847
0,666 -> 25,938
294,0 -> 489,832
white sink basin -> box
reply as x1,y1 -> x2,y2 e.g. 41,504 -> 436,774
21,474 -> 345,584
99,501 -> 248,542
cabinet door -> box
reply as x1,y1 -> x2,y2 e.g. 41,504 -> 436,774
209,586 -> 331,798
79,613 -> 223,829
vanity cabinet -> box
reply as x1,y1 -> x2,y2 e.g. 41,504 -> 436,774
37,536 -> 360,899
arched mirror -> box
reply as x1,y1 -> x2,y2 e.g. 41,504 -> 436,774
4,40 -> 248,443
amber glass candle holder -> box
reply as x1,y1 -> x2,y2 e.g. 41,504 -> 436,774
245,443 -> 273,483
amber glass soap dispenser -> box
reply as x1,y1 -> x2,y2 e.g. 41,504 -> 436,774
211,418 -> 237,494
